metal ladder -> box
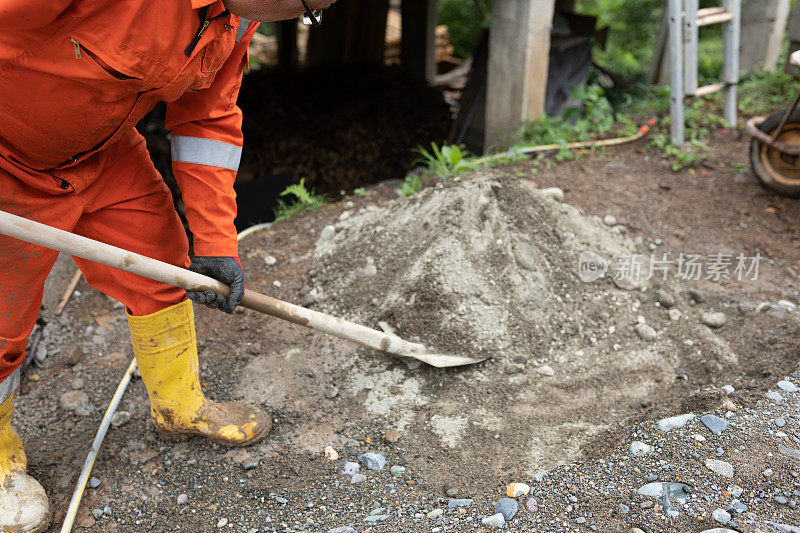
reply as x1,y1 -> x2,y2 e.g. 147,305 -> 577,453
668,0 -> 741,145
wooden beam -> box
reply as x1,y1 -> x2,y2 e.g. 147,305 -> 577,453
485,0 -> 555,150
401,0 -> 438,81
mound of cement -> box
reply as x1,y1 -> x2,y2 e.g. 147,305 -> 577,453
312,171 -> 646,362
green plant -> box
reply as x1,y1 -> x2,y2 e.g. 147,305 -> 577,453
731,162 -> 750,173
397,174 -> 422,197
353,187 -> 367,196
413,143 -> 477,179
273,178 -> 326,221
649,132 -> 710,171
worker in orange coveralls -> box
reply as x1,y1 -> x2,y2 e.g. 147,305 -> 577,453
0,0 -> 334,529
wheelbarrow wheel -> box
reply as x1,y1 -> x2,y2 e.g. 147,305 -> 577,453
750,107 -> 800,197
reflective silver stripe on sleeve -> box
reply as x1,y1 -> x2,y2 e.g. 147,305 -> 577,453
236,18 -> 251,41
0,367 -> 20,404
171,136 -> 242,172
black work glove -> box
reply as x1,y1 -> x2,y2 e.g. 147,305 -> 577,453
186,256 -> 245,314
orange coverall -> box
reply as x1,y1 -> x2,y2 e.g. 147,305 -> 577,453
0,1 -> 256,392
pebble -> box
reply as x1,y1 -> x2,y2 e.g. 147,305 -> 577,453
70,377 -> 84,390
340,462 -> 360,477
775,495 -> 789,505
390,465 -> 406,476
688,288 -> 706,303
103,506 -> 111,516
700,414 -> 730,435
603,214 -> 617,226
264,255 -> 277,266
481,513 -> 506,528
701,312 -> 727,328
319,225 -> 336,241
503,362 -> 525,375
668,308 -> 682,321
763,468 -> 774,478
177,494 -> 189,505
60,390 -> 93,416
576,516 -> 587,524
216,518 -> 228,528
712,508 -> 731,525
364,514 -> 390,524
384,429 -> 401,443
777,380 -> 799,393
495,497 -> 518,521
629,441 -> 653,456
448,499 -> 473,509
728,485 -> 743,498
532,473 -> 543,483
358,452 -> 386,471
350,473 -> 367,484
766,391 -> 785,402
705,459 -> 734,478
92,508 -> 103,519
324,446 -> 339,461
328,528 -> 357,533
634,323 -> 657,341
89,477 -> 101,488
540,187 -> 564,202
242,460 -> 259,471
537,365 -> 555,377
656,289 -> 675,308
722,385 -> 735,394
657,413 -> 695,431
525,496 -> 538,512
775,417 -> 787,427
506,482 -> 530,497
324,385 -> 339,399
426,508 -> 443,519
111,411 -> 131,428
640,500 -> 654,509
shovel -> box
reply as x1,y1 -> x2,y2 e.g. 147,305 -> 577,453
0,210 -> 483,368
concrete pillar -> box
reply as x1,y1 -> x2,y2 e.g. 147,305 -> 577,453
784,0 -> 800,74
401,0 -> 438,81
740,0 -> 790,71
485,0 -> 555,150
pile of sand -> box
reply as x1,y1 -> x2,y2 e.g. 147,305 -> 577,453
311,170 -> 647,363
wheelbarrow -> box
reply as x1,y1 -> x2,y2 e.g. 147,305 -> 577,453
745,50 -> 800,197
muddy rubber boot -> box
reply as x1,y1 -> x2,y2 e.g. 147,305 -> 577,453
127,300 -> 271,447
0,395 -> 50,533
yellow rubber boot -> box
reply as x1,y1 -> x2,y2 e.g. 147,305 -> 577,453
127,300 -> 271,447
0,395 -> 49,533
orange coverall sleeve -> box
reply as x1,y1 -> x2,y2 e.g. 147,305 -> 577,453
165,22 -> 257,258
0,0 -> 73,29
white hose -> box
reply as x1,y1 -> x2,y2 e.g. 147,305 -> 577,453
60,221 -> 274,532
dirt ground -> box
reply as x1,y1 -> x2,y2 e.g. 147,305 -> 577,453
15,129 -> 800,532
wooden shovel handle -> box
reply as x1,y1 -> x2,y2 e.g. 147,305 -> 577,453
0,209 -> 423,358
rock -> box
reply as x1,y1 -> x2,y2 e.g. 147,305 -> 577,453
444,485 -> 459,497
721,385 -> 735,394
70,377 -> 83,390
103,506 -> 111,516
506,483 -> 530,497
448,499 -> 473,509
481,513 -> 506,528
576,516 -> 587,524
603,214 -> 617,226
700,414 -> 730,435
503,362 -> 525,375
495,497 -> 519,521
777,380 -> 799,393
364,514 -> 390,524
540,187 -> 564,202
532,473 -> 543,483
60,390 -> 92,416
390,465 -> 406,476
629,441 -> 654,456
264,255 -> 277,266
728,485 -> 743,498
688,289 -> 706,303
763,468 -> 774,478
656,289 -> 676,308
384,429 -> 401,443
766,391 -> 785,402
778,444 -> 800,461
657,413 -> 695,431
619,503 -> 630,514
525,496 -> 538,512
350,473 -> 367,484
537,365 -> 555,377
668,308 -> 682,321
426,508 -> 443,519
92,508 -> 103,519
634,323 -> 657,341
324,385 -> 339,399
319,225 -> 336,242
705,459 -> 734,478
640,500 -> 654,509
712,508 -> 731,525
328,528 -> 357,533
701,312 -> 727,328
88,477 -> 101,489
775,495 -> 789,505
513,243 -> 537,271
177,494 -> 189,505
242,460 -> 259,471
217,518 -> 228,528
65,346 -> 85,366
775,417 -> 787,427
358,452 -> 386,471
324,446 -> 339,461
340,462 -> 360,477
111,411 -> 131,428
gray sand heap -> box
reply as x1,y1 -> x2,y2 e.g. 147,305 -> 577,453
311,170 -> 648,362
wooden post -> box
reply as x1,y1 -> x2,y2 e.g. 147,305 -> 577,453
401,0 -> 438,81
739,0 -> 790,72
668,0 -> 684,145
485,0 -> 555,150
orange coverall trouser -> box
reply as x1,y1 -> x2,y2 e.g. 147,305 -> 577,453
0,130 -> 189,383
